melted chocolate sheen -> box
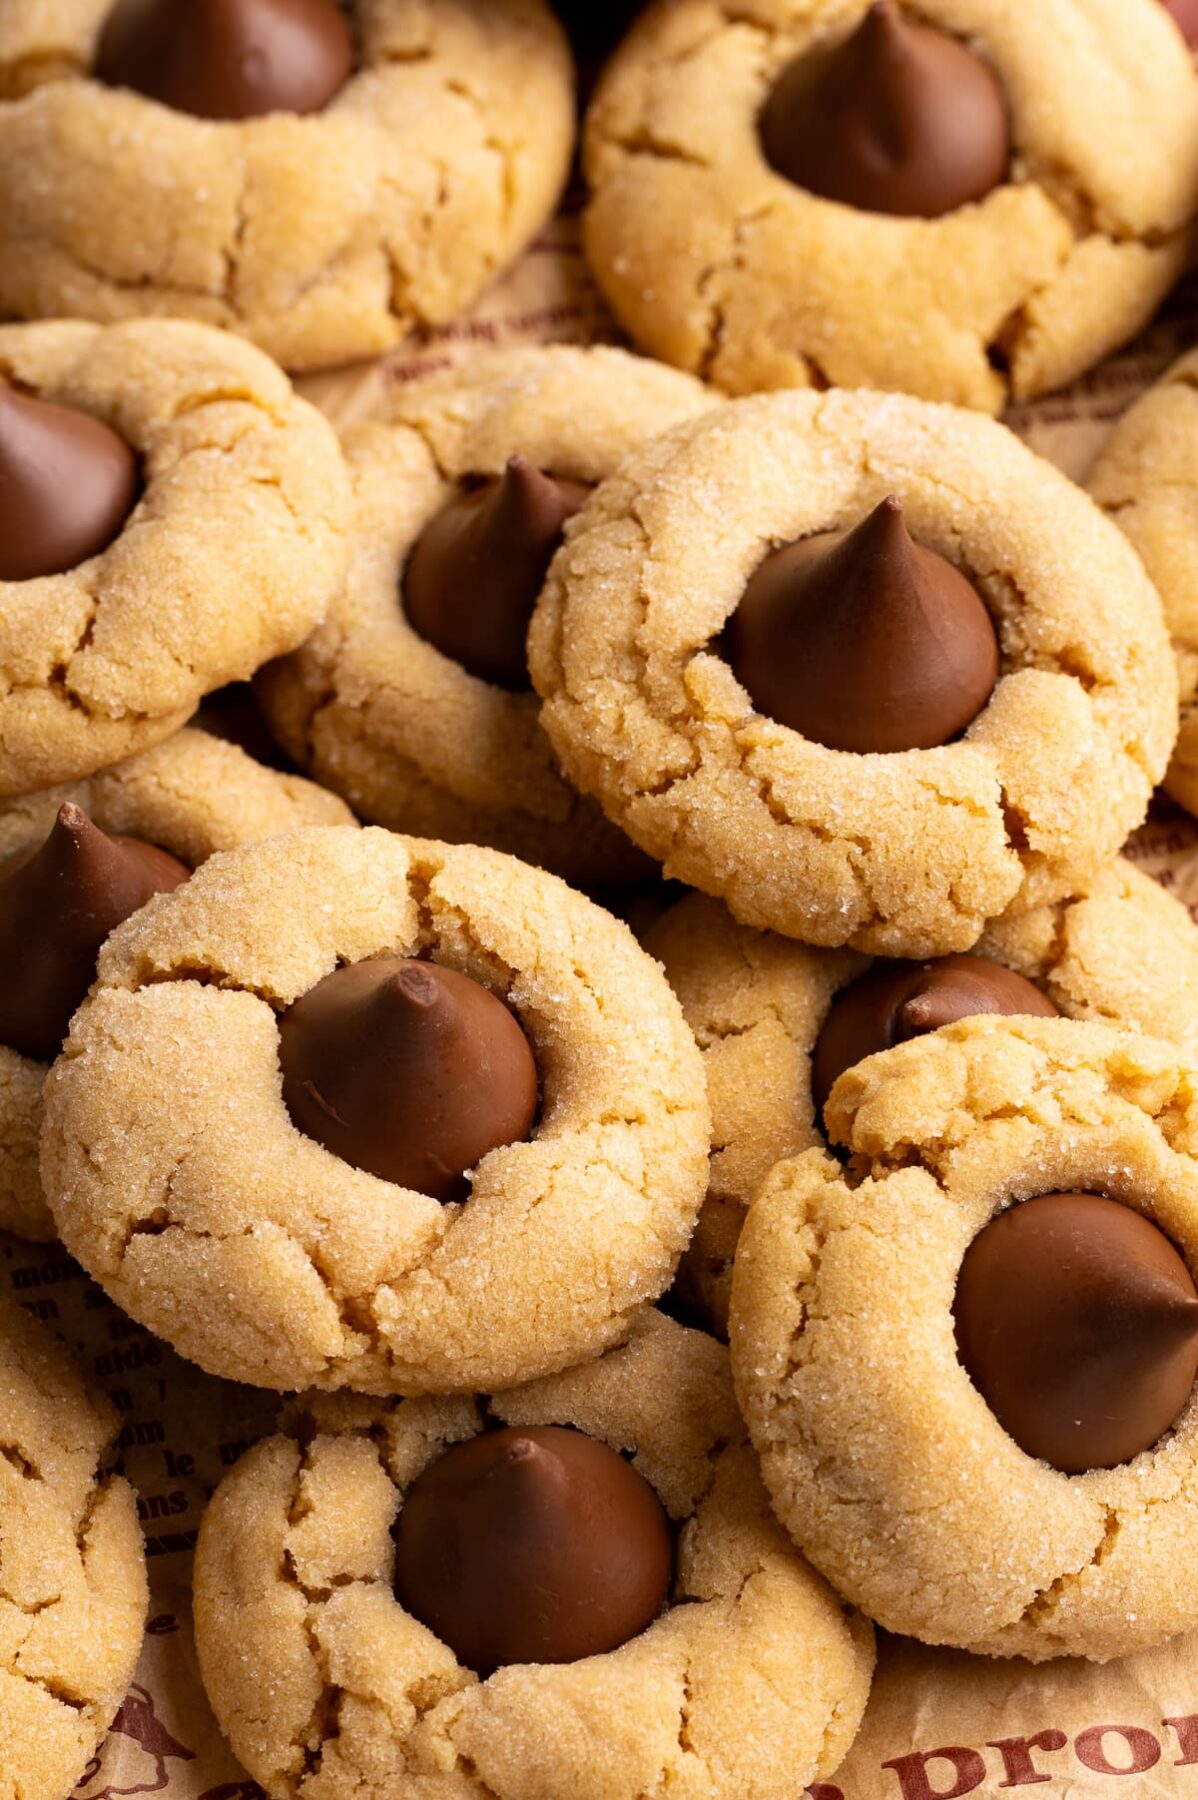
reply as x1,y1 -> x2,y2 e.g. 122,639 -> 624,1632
277,956 -> 539,1199
392,1424 -> 675,1672
812,953 -> 1057,1112
723,494 -> 999,752
0,804 -> 189,1063
1162,0 -> 1198,45
760,1 -> 1010,218
0,382 -> 138,583
954,1192 -> 1198,1473
403,456 -> 592,690
96,0 -> 354,120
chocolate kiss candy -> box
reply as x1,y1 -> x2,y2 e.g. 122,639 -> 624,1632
811,953 -> 1057,1113
393,1424 -> 674,1672
403,456 -> 592,691
277,956 -> 539,1199
722,495 -> 999,752
954,1193 -> 1198,1474
95,0 -> 354,121
0,804 -> 189,1063
760,1 -> 1010,219
1162,0 -> 1198,45
0,381 -> 138,583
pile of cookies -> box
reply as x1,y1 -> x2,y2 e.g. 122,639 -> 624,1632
5,3 -> 1198,1799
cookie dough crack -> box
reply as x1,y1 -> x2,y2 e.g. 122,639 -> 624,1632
20,233 -> 232,308
0,1443 -> 39,1481
695,202 -> 781,386
8,1664 -> 90,1717
440,75 -> 521,241
1016,1508 -> 1120,1633
448,1752 -> 501,1800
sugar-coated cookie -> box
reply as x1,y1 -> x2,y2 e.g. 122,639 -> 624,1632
259,346 -> 716,883
0,1 -> 574,372
0,319 -> 349,796
194,1311 -> 875,1800
732,1016 -> 1198,1662
40,827 -> 711,1393
531,389 -> 1176,955
0,1296 -> 147,1800
583,0 -> 1198,410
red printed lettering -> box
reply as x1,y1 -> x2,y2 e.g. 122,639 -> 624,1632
807,1787 -> 845,1799
987,1730 -> 1067,1787
1164,1716 -> 1198,1766
882,1747 -> 987,1799
1074,1726 -> 1161,1776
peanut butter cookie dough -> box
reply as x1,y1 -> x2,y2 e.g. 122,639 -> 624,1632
583,0 -> 1198,410
731,1015 -> 1198,1662
531,389 -> 1177,955
0,1 -> 574,373
193,1311 -> 875,1800
0,319 -> 349,797
0,1295 -> 148,1800
40,826 -> 711,1393
258,346 -> 716,884
650,860 -> 1198,1332
0,728 -> 353,1245
1089,347 -> 1198,815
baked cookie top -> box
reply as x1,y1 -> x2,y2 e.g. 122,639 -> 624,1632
531,388 -> 1176,955
649,858 -> 1198,1331
583,0 -> 1198,409
0,319 -> 349,796
0,1296 -> 147,1800
0,728 -> 355,1244
40,826 -> 711,1393
1089,347 -> 1198,816
258,345 -> 716,884
0,1 -> 574,372
194,1310 -> 875,1800
731,1015 -> 1198,1662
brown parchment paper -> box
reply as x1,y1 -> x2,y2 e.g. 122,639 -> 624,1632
14,196 -> 1198,1800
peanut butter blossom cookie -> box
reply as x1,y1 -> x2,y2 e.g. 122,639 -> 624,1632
0,1296 -> 148,1800
0,0 -> 574,372
531,389 -> 1176,954
648,856 -> 1198,1331
0,727 -> 352,1243
193,1311 -> 875,1800
583,0 -> 1198,409
731,1016 -> 1198,1662
40,826 -> 710,1392
0,319 -> 349,796
1089,347 -> 1198,816
259,346 -> 715,883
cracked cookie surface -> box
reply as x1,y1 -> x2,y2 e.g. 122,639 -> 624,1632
40,826 -> 711,1393
0,1 -> 574,373
650,859 -> 1198,1333
258,346 -> 716,884
0,1296 -> 147,1800
583,0 -> 1198,410
1089,347 -> 1198,816
0,320 -> 350,797
0,727 -> 354,1244
730,1015 -> 1198,1662
530,388 -> 1177,954
193,1310 -> 875,1800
